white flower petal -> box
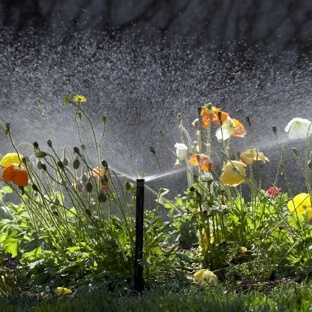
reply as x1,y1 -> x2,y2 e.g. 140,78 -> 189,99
285,118 -> 312,140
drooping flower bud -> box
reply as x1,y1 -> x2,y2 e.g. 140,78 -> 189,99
73,158 -> 80,169
35,151 -> 48,158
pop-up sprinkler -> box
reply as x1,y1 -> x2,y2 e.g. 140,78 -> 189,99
134,179 -> 144,292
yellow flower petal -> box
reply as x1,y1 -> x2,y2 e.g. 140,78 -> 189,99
73,94 -> 87,103
220,161 -> 246,186
56,287 -> 72,295
194,269 -> 218,282
240,148 -> 269,165
287,193 -> 312,220
0,153 -> 24,167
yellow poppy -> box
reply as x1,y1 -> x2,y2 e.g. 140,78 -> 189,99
55,287 -> 72,295
287,193 -> 312,220
194,269 -> 218,282
220,160 -> 246,186
240,147 -> 269,165
0,153 -> 24,167
73,94 -> 87,103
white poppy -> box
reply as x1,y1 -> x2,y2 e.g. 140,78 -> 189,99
174,143 -> 188,165
285,118 -> 312,140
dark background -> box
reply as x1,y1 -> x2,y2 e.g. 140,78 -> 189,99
1,0 -> 312,58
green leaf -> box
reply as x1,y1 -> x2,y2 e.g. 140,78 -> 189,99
22,247 -> 42,261
3,237 -> 19,257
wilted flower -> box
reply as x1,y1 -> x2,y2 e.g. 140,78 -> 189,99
200,103 -> 228,128
0,153 -> 24,167
220,160 -> 246,186
266,187 -> 281,198
73,94 -> 87,103
194,269 -> 218,282
174,143 -> 188,166
189,154 -> 215,170
198,227 -> 214,250
215,117 -> 246,141
55,287 -> 72,295
240,147 -> 269,165
287,193 -> 312,220
285,118 -> 312,140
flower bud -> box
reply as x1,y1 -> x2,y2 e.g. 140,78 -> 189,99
33,142 -> 39,150
86,182 -> 93,193
35,151 -> 48,158
62,157 -> 69,166
98,192 -> 107,202
73,147 -> 80,154
73,158 -> 80,169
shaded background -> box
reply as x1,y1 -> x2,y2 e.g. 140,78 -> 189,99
0,0 -> 312,199
1,0 -> 312,57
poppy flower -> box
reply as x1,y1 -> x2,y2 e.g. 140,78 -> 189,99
2,164 -> 28,186
73,94 -> 87,103
55,287 -> 72,295
188,154 -> 215,170
0,153 -> 24,167
240,148 -> 269,165
285,118 -> 312,140
287,193 -> 312,220
220,160 -> 246,186
266,187 -> 281,198
89,167 -> 110,189
174,143 -> 188,166
200,103 -> 228,128
194,269 -> 218,282
215,117 -> 246,141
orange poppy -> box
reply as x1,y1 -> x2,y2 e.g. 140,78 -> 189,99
200,104 -> 229,128
231,119 -> 247,137
2,164 -> 28,186
90,167 -> 110,189
189,154 -> 215,170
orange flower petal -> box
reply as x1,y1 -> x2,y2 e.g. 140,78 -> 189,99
2,164 -> 28,186
231,119 -> 246,137
189,154 -> 215,170
2,164 -> 15,182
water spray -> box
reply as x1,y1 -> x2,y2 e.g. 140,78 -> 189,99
134,179 -> 145,292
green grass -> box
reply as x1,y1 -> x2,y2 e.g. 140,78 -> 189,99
1,281 -> 312,312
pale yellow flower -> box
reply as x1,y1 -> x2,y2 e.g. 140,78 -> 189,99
194,269 -> 218,282
0,153 -> 24,167
287,193 -> 312,220
240,147 -> 269,165
73,94 -> 87,103
56,287 -> 72,295
220,160 -> 246,186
